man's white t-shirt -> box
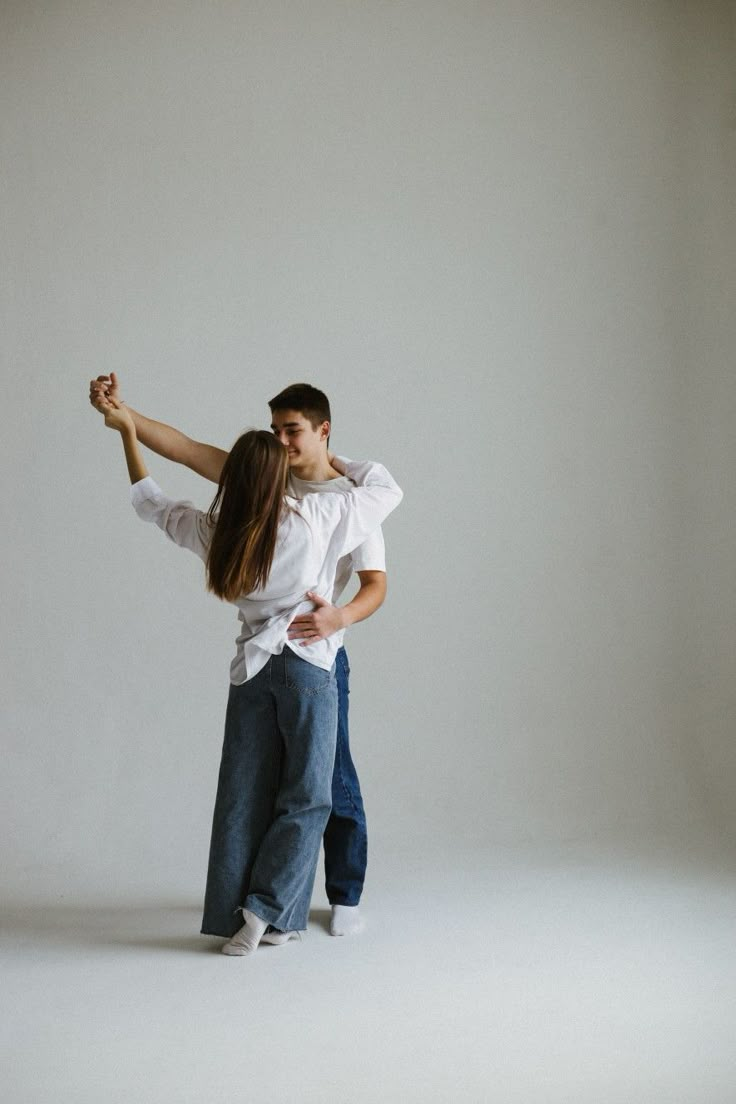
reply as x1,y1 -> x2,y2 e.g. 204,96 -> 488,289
287,472 -> 386,607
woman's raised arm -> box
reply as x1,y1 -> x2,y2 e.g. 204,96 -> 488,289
96,394 -> 149,485
95,392 -> 211,561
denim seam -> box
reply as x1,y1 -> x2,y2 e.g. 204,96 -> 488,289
335,755 -> 363,819
334,651 -> 360,815
284,652 -> 332,696
287,684 -> 331,696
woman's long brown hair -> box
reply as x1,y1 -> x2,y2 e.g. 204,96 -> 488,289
205,430 -> 290,601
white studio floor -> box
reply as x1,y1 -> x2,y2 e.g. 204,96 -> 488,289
2,825 -> 736,1104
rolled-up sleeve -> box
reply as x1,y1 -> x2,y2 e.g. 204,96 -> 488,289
131,476 -> 212,562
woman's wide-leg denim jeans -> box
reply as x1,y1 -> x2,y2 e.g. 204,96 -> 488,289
201,648 -> 338,939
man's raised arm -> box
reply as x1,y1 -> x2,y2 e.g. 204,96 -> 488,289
89,373 -> 227,484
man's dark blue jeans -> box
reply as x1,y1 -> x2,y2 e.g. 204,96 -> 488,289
323,646 -> 367,907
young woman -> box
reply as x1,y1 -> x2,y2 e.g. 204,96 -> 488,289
96,394 -> 402,957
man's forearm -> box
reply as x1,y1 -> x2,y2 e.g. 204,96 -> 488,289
125,407 -> 190,462
125,406 -> 227,484
287,571 -> 387,644
340,572 -> 387,628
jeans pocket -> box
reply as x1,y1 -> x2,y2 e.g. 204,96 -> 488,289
285,649 -> 333,695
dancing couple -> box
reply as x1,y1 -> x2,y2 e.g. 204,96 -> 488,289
89,376 -> 401,956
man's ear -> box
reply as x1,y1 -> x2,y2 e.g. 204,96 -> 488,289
320,420 -> 331,441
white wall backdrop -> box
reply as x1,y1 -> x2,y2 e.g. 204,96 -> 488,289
2,0 -> 735,904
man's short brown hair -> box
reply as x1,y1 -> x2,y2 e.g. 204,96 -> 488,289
268,383 -> 331,430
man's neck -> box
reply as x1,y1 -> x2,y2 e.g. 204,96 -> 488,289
290,456 -> 342,483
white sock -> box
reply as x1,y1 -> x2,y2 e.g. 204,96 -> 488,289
260,928 -> 300,946
330,904 -> 364,936
221,909 -> 268,956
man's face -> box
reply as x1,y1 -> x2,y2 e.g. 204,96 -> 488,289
269,409 -> 329,473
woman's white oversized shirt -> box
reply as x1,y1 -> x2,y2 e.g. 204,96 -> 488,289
130,457 -> 402,683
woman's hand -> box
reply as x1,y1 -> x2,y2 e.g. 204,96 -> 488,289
327,452 -> 347,477
89,371 -> 121,412
97,393 -> 134,434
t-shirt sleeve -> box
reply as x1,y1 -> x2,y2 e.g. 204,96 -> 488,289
349,526 -> 386,573
130,476 -> 212,562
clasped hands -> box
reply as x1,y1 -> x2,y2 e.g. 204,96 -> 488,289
88,371 -> 130,431
87,372 -> 131,433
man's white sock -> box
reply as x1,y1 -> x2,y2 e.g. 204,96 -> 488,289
330,904 -> 364,936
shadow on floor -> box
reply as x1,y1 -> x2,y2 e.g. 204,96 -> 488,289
0,903 -> 334,953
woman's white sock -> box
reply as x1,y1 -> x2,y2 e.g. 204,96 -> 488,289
260,928 -> 300,946
221,909 -> 268,956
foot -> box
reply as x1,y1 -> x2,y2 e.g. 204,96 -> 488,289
221,909 -> 268,956
330,904 -> 364,936
260,928 -> 300,946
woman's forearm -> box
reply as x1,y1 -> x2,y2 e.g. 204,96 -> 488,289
120,425 -> 149,485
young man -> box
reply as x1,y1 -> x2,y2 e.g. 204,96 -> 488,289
89,374 -> 385,938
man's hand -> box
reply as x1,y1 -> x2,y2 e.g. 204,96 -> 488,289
288,591 -> 346,645
89,371 -> 121,413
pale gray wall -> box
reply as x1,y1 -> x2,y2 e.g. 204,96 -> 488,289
676,3 -> 736,832
2,0 -> 734,903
